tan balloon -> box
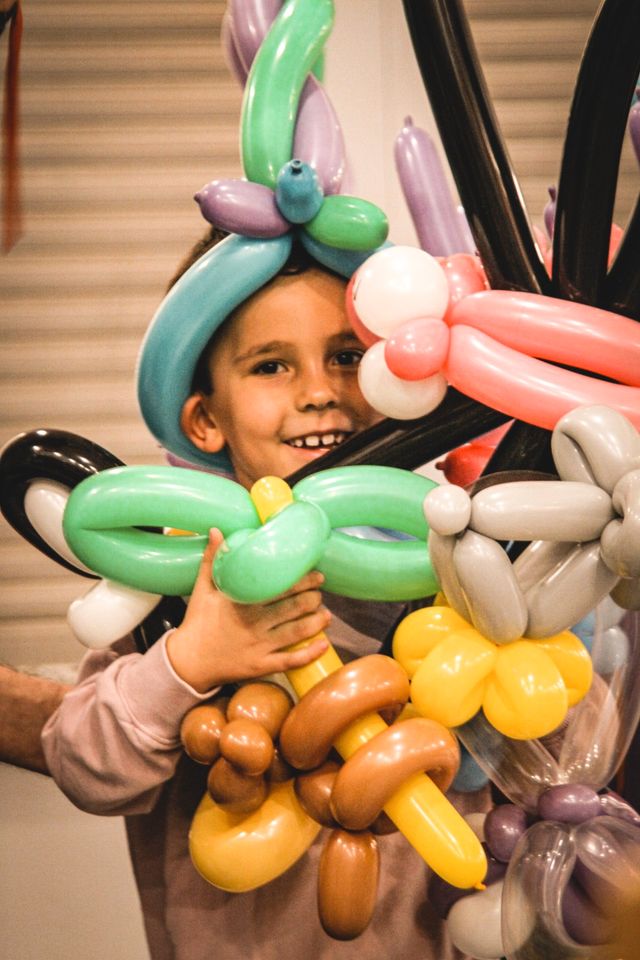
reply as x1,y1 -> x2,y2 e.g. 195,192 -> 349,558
317,829 -> 380,940
219,718 -> 275,776
180,703 -> 227,765
330,718 -> 460,830
207,756 -> 267,814
226,681 -> 294,739
294,760 -> 341,827
279,654 -> 410,770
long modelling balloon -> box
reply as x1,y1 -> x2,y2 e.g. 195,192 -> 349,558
400,0 -> 550,294
553,0 -> 640,308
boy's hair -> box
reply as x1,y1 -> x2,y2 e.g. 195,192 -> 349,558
181,231 -> 341,396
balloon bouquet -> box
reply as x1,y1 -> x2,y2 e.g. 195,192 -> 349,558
2,0 -> 640,955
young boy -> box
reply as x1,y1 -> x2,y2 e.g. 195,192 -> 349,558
42,231 -> 487,960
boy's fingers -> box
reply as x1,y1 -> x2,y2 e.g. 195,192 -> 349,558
269,634 -> 330,673
271,607 -> 331,645
264,590 -> 324,627
193,528 -> 224,593
264,570 -> 325,604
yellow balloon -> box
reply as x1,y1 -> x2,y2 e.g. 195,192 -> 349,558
536,630 -> 593,707
482,641 -> 567,740
189,779 -> 321,893
393,605 -> 471,678
410,631 -> 497,728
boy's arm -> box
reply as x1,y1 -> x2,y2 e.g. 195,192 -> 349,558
41,638 -> 214,816
0,665 -> 69,774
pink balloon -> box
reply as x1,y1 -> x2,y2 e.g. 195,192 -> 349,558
385,317 -> 450,381
195,179 -> 289,238
448,290 -> 640,387
445,325 -> 640,431
437,253 -> 488,316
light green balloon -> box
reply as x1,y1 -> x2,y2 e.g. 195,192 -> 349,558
63,466 -> 259,596
241,0 -> 334,187
213,501 -> 330,603
304,195 -> 389,251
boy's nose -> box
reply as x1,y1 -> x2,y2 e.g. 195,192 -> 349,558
295,369 -> 339,411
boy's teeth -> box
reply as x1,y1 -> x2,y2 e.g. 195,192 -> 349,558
289,432 -> 346,449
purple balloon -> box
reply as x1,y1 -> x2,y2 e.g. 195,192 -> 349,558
484,804 -> 528,863
629,95 -> 640,167
227,0 -> 282,74
195,179 -> 289,237
394,117 -> 472,256
561,867 -> 611,946
544,185 -> 557,239
538,785 -> 601,825
221,9 -> 248,86
598,789 -> 640,824
293,74 -> 346,195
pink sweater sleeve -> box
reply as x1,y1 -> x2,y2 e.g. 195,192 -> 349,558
42,634 -> 215,816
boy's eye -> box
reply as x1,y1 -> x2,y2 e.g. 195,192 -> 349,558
252,360 -> 286,375
333,349 -> 364,367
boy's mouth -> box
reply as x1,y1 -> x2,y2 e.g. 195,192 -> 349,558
284,431 -> 351,451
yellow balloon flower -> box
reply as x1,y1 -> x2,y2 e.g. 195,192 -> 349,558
393,606 -> 592,740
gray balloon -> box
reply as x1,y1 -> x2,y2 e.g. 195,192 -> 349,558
552,405 -> 640,494
512,540 -> 574,594
453,530 -> 528,643
600,469 -> 640,578
427,530 -> 471,622
422,484 -> 471,536
524,541 -> 619,639
611,577 -> 640,610
469,481 -> 614,543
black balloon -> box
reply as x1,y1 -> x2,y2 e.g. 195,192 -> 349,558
0,428 -> 123,576
0,428 -> 185,652
401,0 -> 550,295
552,0 -> 640,308
287,389 -> 509,482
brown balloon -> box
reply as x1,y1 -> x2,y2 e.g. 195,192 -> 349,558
317,829 -> 380,940
266,746 -> 296,783
206,756 -> 267,813
226,681 -> 294,739
329,718 -> 460,831
218,718 -> 275,776
295,760 -> 341,827
279,655 -> 410,771
180,703 -> 227,765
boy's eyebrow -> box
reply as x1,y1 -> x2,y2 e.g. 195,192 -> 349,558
234,332 -> 363,364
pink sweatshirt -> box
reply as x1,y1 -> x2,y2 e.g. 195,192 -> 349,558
42,599 -> 489,960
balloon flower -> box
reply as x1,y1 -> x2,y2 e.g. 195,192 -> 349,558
393,604 -> 592,741
431,608 -> 640,960
423,405 -> 640,644
351,245 -> 640,428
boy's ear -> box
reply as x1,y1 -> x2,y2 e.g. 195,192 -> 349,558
180,394 -> 226,454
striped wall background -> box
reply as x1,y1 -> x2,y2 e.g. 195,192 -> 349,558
1,0 -> 634,670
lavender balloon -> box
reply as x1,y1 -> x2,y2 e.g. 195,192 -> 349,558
221,8 -> 249,85
629,91 -> 640,166
293,74 -> 346,195
227,0 -> 282,74
537,785 -> 601,825
394,117 -> 472,256
484,804 -> 528,863
544,186 -> 557,240
195,179 -> 289,237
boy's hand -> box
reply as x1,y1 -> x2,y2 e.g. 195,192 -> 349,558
166,529 -> 331,692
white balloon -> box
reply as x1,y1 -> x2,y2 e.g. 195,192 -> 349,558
446,880 -> 504,960
67,579 -> 162,649
358,341 -> 447,420
24,479 -> 94,573
351,245 -> 449,338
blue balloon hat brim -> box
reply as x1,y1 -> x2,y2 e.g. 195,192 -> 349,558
136,230 -> 385,471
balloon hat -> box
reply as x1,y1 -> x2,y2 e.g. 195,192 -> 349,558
136,0 -> 388,472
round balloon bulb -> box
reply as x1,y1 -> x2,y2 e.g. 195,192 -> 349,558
351,245 -> 449,338
358,342 -> 448,420
275,159 -> 324,224
537,784 -> 601,824
484,804 -> 528,862
385,317 -> 450,381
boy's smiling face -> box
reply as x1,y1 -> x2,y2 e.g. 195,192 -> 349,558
181,267 -> 382,489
